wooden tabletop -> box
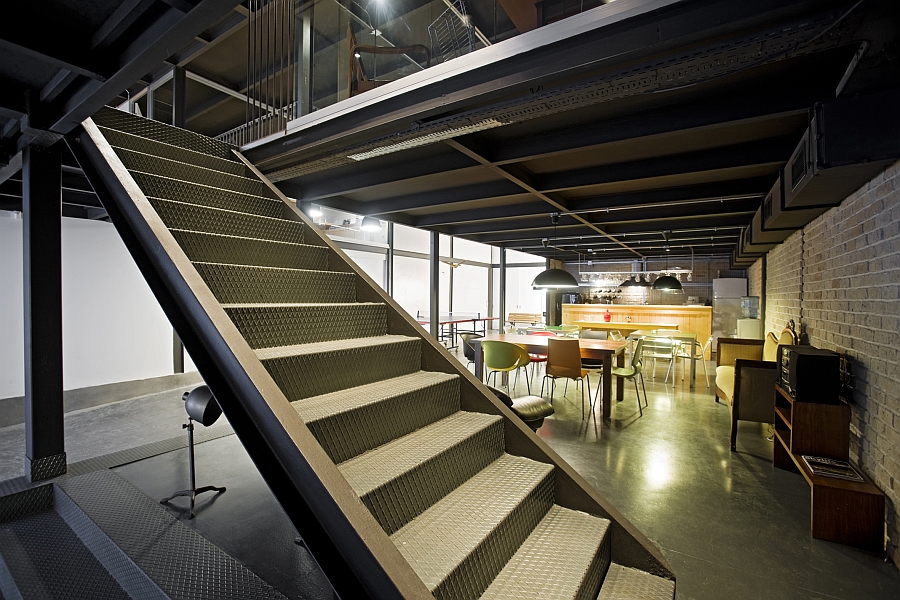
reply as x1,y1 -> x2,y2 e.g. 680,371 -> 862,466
475,334 -> 626,356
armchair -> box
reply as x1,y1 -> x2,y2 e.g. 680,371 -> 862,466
716,322 -> 799,451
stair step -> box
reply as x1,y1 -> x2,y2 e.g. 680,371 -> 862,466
341,411 -> 504,535
0,510 -> 131,600
172,230 -> 326,270
131,171 -> 283,218
99,126 -> 246,176
293,371 -> 460,463
391,454 -> 554,600
596,564 -> 675,600
481,505 -> 611,600
114,146 -> 271,197
149,198 -> 304,244
93,106 -> 235,160
225,302 -> 386,349
194,263 -> 356,304
256,335 -> 421,400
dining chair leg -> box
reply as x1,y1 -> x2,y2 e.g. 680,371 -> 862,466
522,367 -> 532,395
639,373 -> 648,407
564,379 -> 568,396
634,378 -> 643,416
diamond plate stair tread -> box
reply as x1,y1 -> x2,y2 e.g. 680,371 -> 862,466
194,263 -> 356,304
0,510 -> 130,600
58,471 -> 287,599
224,302 -> 387,349
130,172 -> 283,218
98,127 -> 245,176
171,230 -> 326,270
114,146 -> 270,197
292,371 -> 459,463
595,564 -> 675,600
258,335 -> 422,400
149,198 -> 304,243
339,411 -> 504,535
391,454 -> 554,600
480,505 -> 611,600
92,107 -> 235,160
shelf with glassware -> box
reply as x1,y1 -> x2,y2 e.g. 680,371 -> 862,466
773,383 -> 884,550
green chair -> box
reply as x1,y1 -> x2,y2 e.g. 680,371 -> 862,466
481,340 -> 531,396
611,337 -> 648,416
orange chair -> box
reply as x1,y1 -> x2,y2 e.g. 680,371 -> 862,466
526,330 -> 557,380
540,338 -> 593,420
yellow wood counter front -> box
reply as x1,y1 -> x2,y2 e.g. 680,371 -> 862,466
563,304 -> 712,358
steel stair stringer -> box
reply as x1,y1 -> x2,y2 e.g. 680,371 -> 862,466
233,153 -> 676,586
68,111 -> 675,598
68,118 -> 434,600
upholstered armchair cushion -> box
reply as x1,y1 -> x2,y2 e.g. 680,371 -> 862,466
715,366 -> 735,404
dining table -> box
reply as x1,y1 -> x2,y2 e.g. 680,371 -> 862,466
629,329 -> 699,388
471,334 -> 628,419
572,321 -> 680,338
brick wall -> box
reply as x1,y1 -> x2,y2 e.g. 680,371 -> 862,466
764,230 -> 803,335
763,158 -> 900,567
747,258 -> 763,299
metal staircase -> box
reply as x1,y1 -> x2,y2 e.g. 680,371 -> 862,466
66,107 -> 675,600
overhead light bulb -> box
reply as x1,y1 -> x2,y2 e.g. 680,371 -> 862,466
308,205 -> 322,218
354,51 -> 361,58
360,216 -> 382,231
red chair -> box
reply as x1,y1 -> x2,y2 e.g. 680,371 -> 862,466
526,331 -> 557,380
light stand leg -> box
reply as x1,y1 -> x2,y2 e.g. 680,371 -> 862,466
161,418 -> 226,518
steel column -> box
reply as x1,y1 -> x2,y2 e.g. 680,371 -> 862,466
499,248 -> 506,329
386,221 -> 394,295
172,66 -> 187,128
22,144 -> 66,482
429,230 -> 439,338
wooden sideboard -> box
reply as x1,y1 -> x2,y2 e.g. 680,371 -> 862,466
562,304 -> 712,358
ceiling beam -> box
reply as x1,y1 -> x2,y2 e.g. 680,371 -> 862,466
297,153 -> 481,202
444,138 -> 642,257
44,0 -> 243,134
366,180 -> 527,216
535,137 -> 796,193
568,178 -> 770,212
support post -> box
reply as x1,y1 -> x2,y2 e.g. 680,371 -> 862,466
22,144 -> 66,481
386,222 -> 394,296
146,86 -> 155,121
499,248 -> 507,331
429,230 -> 439,338
174,330 -> 185,373
172,66 -> 187,128
297,6 -> 313,117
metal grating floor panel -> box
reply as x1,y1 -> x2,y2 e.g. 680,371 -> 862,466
293,371 -> 459,463
225,302 -> 387,349
392,454 -> 554,600
170,230 -> 325,271
92,108 -> 235,160
58,471 -> 287,600
129,172 -> 283,218
480,505 -> 611,600
0,510 -> 130,600
98,127 -> 245,176
148,198 -> 304,244
596,564 -> 675,600
194,262 -> 356,305
339,412 -> 504,535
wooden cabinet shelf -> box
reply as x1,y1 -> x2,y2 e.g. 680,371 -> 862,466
772,384 -> 884,550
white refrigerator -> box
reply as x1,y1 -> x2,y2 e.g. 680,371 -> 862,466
712,278 -> 747,341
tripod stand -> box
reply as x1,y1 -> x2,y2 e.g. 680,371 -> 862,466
160,416 -> 226,518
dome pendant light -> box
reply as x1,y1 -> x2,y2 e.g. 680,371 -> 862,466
652,245 -> 683,291
532,213 -> 579,289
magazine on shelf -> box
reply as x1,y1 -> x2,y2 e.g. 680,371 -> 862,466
801,455 -> 864,482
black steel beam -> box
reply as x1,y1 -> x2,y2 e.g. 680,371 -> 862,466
296,152 -> 481,202
586,201 -> 759,227
486,90 -> 819,165
604,214 -> 751,235
45,0 -> 243,134
414,201 -> 552,227
367,180 -> 527,216
536,137 -> 797,192
568,178 -> 770,212
22,144 -> 66,481
172,66 -> 187,128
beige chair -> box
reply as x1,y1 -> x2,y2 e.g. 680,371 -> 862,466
671,335 -> 714,387
540,338 -> 593,420
611,338 -> 648,417
642,336 -> 676,380
716,323 -> 799,451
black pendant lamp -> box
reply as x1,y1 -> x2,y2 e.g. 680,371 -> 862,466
532,213 -> 579,289
652,245 -> 683,291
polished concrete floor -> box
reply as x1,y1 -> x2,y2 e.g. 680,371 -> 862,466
1,353 -> 899,599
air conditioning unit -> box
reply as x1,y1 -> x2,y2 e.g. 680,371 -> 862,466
731,248 -> 759,270
763,165 -> 830,230
784,88 -> 900,209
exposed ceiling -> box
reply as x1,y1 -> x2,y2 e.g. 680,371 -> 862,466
1,0 -> 898,265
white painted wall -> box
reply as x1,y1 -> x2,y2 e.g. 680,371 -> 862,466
0,214 -> 180,399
